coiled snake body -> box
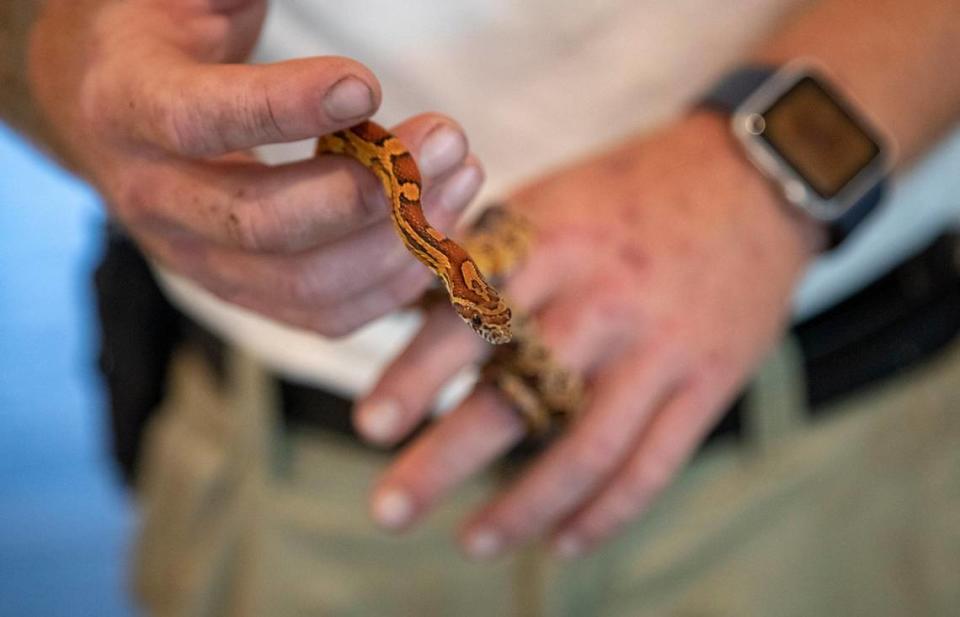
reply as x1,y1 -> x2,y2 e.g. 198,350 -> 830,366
317,121 -> 583,435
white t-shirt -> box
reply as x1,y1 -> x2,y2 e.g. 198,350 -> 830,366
156,0 -> 960,398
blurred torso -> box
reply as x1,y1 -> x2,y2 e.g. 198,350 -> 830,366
155,0 -> 956,397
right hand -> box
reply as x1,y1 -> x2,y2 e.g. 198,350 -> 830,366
28,0 -> 483,336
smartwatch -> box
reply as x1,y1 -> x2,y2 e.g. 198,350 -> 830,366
702,60 -> 895,249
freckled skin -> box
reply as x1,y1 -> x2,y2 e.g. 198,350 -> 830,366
616,243 -> 649,277
462,206 -> 586,434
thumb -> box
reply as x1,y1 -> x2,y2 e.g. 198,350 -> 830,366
114,55 -> 382,157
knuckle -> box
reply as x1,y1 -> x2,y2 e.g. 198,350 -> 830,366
416,111 -> 460,130
632,448 -> 676,497
151,83 -> 208,155
224,207 -> 263,251
286,267 -> 331,306
491,500 -> 547,539
538,226 -> 594,270
112,172 -> 160,223
585,284 -> 631,325
571,433 -> 621,473
248,82 -> 287,141
83,61 -> 205,156
155,75 -> 225,156
537,225 -> 577,253
696,349 -> 732,389
217,287 -> 305,328
224,200 -> 290,252
311,316 -> 354,339
219,287 -> 246,307
613,239 -> 653,281
604,492 -> 640,529
204,278 -> 246,307
577,509 -> 618,544
353,165 -> 392,220
410,112 -> 465,144
386,268 -> 430,307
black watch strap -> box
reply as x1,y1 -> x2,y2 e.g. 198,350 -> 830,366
701,66 -> 776,111
827,180 -> 886,248
701,65 -> 887,249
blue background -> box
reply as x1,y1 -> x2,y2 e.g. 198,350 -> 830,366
0,124 -> 137,617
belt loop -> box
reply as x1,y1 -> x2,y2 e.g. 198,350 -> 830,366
218,348 -> 277,613
226,348 -> 292,479
227,348 -> 274,458
744,335 -> 810,450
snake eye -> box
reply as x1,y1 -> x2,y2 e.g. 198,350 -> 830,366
471,314 -> 483,328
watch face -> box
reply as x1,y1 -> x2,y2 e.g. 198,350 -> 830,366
759,76 -> 881,199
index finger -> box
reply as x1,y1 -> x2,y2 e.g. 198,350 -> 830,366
354,244 -> 591,444
117,113 -> 471,252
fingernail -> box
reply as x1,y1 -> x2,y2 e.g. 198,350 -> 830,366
372,487 -> 413,530
324,76 -> 376,120
554,534 -> 584,560
357,399 -> 400,444
439,165 -> 483,212
418,125 -> 467,178
464,528 -> 502,560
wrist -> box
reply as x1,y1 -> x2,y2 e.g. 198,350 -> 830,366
683,109 -> 826,264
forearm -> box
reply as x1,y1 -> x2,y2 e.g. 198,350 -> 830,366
0,1 -> 53,146
756,0 -> 960,164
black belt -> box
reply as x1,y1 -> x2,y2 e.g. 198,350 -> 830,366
275,233 -> 960,450
97,232 -> 960,481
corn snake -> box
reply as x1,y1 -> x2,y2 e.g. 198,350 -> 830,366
317,121 -> 583,435
316,121 -> 512,344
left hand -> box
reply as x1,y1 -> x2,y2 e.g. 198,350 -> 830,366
354,111 -> 822,559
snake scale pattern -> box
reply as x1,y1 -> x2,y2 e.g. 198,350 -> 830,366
316,121 -> 511,344
317,121 -> 584,434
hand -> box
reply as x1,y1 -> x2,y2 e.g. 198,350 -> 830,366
355,112 -> 822,558
28,0 -> 483,336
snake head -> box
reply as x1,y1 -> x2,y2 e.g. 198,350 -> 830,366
453,299 -> 512,345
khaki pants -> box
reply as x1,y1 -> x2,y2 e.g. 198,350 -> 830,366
133,338 -> 960,617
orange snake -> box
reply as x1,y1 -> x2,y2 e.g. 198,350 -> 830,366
316,121 -> 512,345
317,121 -> 583,435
